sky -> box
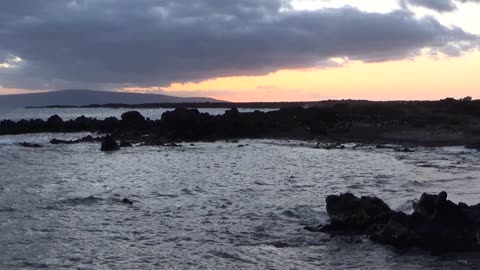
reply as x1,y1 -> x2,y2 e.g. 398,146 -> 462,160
0,0 -> 479,101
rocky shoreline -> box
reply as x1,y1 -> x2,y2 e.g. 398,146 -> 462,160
4,102 -> 480,254
2,99 -> 480,149
307,192 -> 480,252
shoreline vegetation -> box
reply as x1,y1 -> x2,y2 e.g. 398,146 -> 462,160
2,98 -> 480,149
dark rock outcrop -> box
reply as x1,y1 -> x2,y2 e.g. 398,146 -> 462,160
119,141 -> 133,147
2,101 -> 480,146
319,193 -> 395,235
121,111 -> 146,128
50,135 -> 101,145
100,135 -> 119,151
122,198 -> 133,205
46,114 -> 64,128
310,192 -> 480,252
18,142 -> 43,148
396,147 -> 414,153
50,138 -> 74,145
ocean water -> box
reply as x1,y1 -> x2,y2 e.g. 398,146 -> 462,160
1,110 -> 480,269
0,107 -> 274,121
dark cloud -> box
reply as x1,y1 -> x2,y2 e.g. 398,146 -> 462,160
402,0 -> 480,12
404,0 -> 457,11
0,0 -> 477,90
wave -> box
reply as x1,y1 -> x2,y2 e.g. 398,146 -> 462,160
209,250 -> 256,265
0,138 -> 17,145
396,199 -> 416,214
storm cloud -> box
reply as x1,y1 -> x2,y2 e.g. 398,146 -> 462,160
0,0 -> 477,90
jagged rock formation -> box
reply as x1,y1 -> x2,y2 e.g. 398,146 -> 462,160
307,192 -> 480,252
2,99 -> 480,147
100,134 -> 120,151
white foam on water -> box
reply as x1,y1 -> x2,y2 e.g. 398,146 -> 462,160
0,138 -> 16,145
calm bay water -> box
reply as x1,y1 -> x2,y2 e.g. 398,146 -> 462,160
1,109 -> 480,269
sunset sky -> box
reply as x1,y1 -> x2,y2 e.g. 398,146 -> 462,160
0,0 -> 479,101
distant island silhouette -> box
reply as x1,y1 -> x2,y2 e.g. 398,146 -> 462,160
0,89 -> 222,108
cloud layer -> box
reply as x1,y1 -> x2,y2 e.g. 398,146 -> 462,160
402,0 -> 480,12
0,0 -> 478,90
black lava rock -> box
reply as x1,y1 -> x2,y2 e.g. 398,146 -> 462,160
119,141 -> 133,147
122,198 -> 133,205
313,191 -> 480,252
18,142 -> 43,148
321,193 -> 394,235
121,111 -> 146,128
101,135 -> 119,151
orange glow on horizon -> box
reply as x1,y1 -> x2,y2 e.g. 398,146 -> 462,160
148,51 -> 480,102
3,51 -> 479,102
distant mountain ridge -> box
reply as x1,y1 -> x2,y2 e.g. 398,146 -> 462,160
0,89 -> 222,108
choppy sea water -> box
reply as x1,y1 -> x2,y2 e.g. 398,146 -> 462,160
1,130 -> 480,269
